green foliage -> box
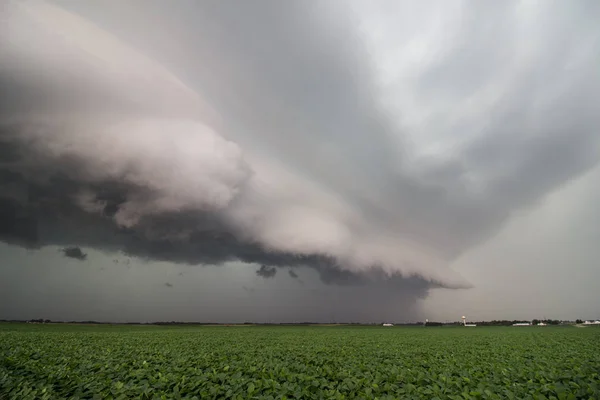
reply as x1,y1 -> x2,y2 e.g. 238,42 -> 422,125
1,324 -> 599,399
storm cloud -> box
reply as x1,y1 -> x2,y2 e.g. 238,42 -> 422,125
61,246 -> 87,261
256,265 -> 277,279
1,0 -> 600,321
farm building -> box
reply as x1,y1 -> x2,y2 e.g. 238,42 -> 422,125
583,320 -> 600,325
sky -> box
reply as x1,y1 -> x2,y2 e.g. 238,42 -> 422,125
0,0 -> 599,323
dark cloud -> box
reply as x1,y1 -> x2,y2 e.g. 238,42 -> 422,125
288,269 -> 298,279
0,195 -> 39,248
256,265 -> 277,279
164,282 -> 173,288
0,159 -> 440,294
61,246 -> 87,261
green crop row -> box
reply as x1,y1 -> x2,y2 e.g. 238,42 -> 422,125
1,324 -> 599,399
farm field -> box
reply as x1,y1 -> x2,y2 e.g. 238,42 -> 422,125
1,323 -> 599,399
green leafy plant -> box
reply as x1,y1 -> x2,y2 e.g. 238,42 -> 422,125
1,324 -> 599,399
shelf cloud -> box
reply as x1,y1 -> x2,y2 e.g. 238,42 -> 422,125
1,0 -> 599,321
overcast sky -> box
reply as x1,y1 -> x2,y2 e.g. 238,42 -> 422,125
1,0 -> 599,322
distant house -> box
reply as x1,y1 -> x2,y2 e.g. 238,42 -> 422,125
382,323 -> 393,327
513,322 -> 532,326
583,320 -> 600,325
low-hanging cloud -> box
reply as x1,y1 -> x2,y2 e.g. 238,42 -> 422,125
61,246 -> 87,261
1,0 -> 600,317
256,265 -> 277,279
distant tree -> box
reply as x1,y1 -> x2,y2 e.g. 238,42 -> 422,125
576,319 -> 583,324
544,319 -> 560,325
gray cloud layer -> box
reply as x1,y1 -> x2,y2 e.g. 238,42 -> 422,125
1,0 -> 599,321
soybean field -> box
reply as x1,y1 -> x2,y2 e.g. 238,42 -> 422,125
1,323 -> 599,399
